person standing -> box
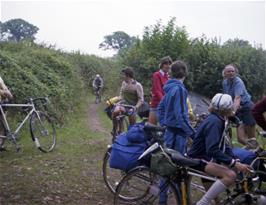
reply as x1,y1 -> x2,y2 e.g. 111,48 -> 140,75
148,56 -> 172,124
157,60 -> 194,154
222,64 -> 256,146
0,76 -> 13,151
252,96 -> 266,132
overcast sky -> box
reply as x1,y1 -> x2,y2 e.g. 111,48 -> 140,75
1,0 -> 265,57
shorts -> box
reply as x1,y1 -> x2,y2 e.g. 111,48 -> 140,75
236,105 -> 256,126
190,159 -> 208,172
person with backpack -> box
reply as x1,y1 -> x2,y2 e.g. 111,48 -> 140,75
148,56 -> 172,125
188,93 -> 252,205
92,74 -> 104,103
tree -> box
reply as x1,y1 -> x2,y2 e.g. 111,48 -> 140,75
99,31 -> 137,52
0,18 -> 39,42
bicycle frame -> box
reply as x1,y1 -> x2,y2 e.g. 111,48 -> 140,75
0,102 -> 37,140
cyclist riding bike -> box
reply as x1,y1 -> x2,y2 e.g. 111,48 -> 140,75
0,76 -> 13,151
92,74 -> 104,102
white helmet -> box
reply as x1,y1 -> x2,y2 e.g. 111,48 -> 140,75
211,93 -> 233,111
96,74 -> 100,78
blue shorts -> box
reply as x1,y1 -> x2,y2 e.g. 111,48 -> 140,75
236,105 -> 256,126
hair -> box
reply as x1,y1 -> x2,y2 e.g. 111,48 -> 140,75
222,63 -> 239,78
208,105 -> 233,117
159,56 -> 172,69
170,60 -> 188,79
121,67 -> 134,78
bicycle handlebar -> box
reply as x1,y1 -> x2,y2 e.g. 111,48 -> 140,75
114,102 -> 137,116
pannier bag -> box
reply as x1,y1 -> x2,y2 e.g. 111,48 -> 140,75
105,96 -> 122,120
150,150 -> 178,177
109,124 -> 148,171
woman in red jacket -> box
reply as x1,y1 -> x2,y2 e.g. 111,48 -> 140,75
252,96 -> 266,131
148,56 -> 172,124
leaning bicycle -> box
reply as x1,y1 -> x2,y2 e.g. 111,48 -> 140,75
0,97 -> 56,153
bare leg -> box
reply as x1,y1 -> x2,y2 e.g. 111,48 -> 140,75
128,115 -> 136,125
245,125 -> 256,139
204,163 -> 236,187
148,111 -> 157,125
236,124 -> 248,145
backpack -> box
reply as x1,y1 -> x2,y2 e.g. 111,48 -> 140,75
109,123 -> 149,171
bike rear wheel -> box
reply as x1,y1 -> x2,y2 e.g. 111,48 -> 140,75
30,111 -> 56,153
114,166 -> 181,204
102,146 -> 126,194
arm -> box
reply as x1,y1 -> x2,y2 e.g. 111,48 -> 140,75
233,80 -> 244,111
152,73 -> 164,101
100,78 -> 104,87
0,81 -> 13,100
252,97 -> 266,131
205,122 -> 234,165
173,88 -> 194,137
119,81 -> 125,100
157,97 -> 166,126
135,83 -> 144,109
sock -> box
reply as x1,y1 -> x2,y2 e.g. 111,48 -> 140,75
196,180 -> 226,205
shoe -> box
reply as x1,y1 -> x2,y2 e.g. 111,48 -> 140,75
0,147 -> 8,152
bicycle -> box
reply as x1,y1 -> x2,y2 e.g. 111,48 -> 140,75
110,102 -> 136,142
0,97 -> 56,153
102,122 -> 164,195
114,139 -> 266,205
94,87 -> 102,104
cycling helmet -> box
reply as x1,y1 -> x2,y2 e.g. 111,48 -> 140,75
137,101 -> 150,118
211,93 -> 233,111
96,74 -> 100,78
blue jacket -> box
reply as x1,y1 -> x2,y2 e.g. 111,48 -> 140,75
157,79 -> 194,137
188,113 -> 235,165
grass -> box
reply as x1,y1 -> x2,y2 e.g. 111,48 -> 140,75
0,95 -> 112,205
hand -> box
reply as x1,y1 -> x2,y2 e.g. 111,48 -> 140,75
235,162 -> 252,175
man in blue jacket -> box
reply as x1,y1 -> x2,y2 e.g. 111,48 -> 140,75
157,60 -> 194,154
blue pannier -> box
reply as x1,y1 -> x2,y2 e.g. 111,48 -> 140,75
109,124 -> 148,171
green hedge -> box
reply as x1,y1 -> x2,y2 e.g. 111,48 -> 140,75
0,41 -> 118,123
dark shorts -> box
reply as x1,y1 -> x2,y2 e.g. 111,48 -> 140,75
236,105 -> 256,126
190,159 -> 208,172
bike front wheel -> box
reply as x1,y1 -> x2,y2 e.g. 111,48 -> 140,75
114,166 -> 181,204
102,146 -> 126,194
30,111 -> 56,153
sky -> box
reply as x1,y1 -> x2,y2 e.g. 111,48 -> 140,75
0,0 -> 265,57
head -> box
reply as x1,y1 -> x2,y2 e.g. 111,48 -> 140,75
96,74 -> 100,78
159,56 -> 172,73
170,60 -> 188,80
209,93 -> 234,117
222,64 -> 238,80
121,67 -> 134,82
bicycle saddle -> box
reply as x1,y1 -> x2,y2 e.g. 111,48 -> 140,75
144,122 -> 166,132
165,148 -> 201,167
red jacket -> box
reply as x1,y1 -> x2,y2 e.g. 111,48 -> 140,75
150,71 -> 169,108
252,96 -> 266,131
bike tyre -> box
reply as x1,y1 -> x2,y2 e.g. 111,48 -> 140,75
30,111 -> 56,153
